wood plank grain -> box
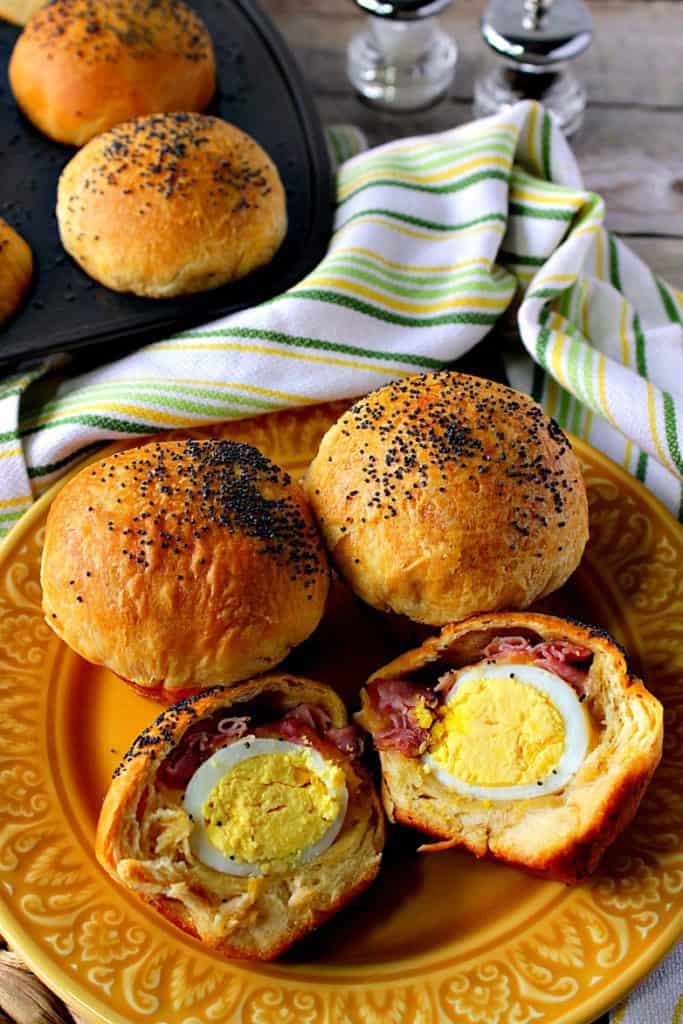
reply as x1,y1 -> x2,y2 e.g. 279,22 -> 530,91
577,114 -> 683,237
264,0 -> 683,107
624,237 -> 683,288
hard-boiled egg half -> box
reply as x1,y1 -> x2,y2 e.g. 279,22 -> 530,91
423,663 -> 592,800
183,738 -> 348,876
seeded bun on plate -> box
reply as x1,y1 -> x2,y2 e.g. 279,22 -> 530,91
96,674 -> 385,960
9,0 -> 216,145
41,439 -> 329,699
306,371 -> 589,625
0,217 -> 33,326
357,612 -> 663,884
56,113 -> 287,297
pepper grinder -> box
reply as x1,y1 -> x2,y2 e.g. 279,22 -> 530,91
347,0 -> 457,112
473,0 -> 592,135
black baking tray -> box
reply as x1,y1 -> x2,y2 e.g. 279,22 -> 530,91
0,0 -> 334,371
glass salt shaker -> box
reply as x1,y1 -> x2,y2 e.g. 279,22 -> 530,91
347,0 -> 457,112
473,0 -> 593,135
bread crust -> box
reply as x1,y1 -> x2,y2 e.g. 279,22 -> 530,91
358,612 -> 663,884
0,217 -> 33,325
9,0 -> 215,145
41,439 -> 329,695
56,113 -> 286,297
96,675 -> 385,960
306,372 -> 589,625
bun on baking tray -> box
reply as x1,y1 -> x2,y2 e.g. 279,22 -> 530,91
41,439 -> 329,698
356,611 -> 663,884
9,0 -> 215,145
56,112 -> 287,297
306,371 -> 589,626
96,674 -> 385,960
0,217 -> 33,326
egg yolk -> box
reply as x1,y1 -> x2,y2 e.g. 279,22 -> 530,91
201,750 -> 345,868
428,675 -> 565,786
414,697 -> 435,729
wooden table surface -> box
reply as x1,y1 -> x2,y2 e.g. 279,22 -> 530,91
263,0 -> 683,293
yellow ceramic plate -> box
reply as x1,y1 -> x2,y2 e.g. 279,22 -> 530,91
0,403 -> 681,1024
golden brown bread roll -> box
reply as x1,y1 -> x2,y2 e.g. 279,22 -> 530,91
41,439 -> 329,697
9,0 -> 215,145
357,612 -> 663,884
0,218 -> 33,326
56,112 -> 287,298
306,371 -> 589,625
96,674 -> 385,960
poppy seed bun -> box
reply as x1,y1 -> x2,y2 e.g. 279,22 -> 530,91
41,440 -> 329,697
9,0 -> 215,146
306,372 -> 589,625
56,113 -> 287,297
357,612 -> 663,884
96,675 -> 385,960
0,218 -> 33,325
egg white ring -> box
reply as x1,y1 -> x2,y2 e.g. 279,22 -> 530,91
183,737 -> 349,876
423,663 -> 590,801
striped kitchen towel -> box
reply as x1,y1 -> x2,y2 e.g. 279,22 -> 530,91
1,99 -> 682,539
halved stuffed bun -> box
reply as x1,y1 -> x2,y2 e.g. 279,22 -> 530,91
96,674 -> 385,960
357,612 -> 662,884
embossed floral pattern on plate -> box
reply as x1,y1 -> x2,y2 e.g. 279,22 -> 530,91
0,408 -> 680,1024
